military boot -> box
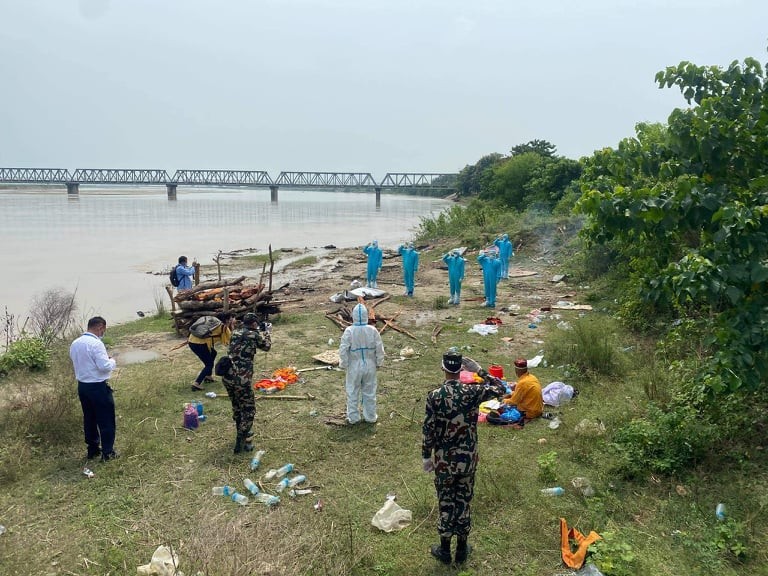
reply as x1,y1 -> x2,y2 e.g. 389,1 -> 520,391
455,536 -> 472,564
430,537 -> 452,565
233,435 -> 244,454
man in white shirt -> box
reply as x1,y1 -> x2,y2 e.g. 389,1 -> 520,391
69,316 -> 118,461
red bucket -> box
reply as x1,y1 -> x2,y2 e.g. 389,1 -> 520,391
488,364 -> 504,379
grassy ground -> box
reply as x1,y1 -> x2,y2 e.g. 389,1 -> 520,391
0,234 -> 765,576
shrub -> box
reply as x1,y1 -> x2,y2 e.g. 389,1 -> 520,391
589,530 -> 637,576
547,317 -> 625,382
0,336 -> 50,376
28,288 -> 78,345
609,404 -> 717,479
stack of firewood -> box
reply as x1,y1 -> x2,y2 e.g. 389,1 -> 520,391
324,296 -> 416,339
169,275 -> 280,334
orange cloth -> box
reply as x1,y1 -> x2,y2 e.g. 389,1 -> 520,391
253,367 -> 299,391
560,517 -> 601,569
503,371 -> 543,419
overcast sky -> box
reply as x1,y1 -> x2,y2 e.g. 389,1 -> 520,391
1,0 -> 766,177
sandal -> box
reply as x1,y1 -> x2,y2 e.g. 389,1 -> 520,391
191,382 -> 205,391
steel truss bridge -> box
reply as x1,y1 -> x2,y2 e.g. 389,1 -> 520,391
0,167 -> 457,202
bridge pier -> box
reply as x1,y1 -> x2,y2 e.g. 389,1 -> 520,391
375,186 -> 382,207
66,182 -> 79,195
270,185 -> 279,202
166,183 -> 177,200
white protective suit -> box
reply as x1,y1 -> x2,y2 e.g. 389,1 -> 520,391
338,303 -> 386,423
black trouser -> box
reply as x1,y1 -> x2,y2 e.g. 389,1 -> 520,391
189,342 -> 217,384
77,381 -> 116,456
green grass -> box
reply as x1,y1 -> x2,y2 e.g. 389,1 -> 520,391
0,240 -> 765,576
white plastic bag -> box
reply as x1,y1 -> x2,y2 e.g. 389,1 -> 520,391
136,545 -> 183,576
371,499 -> 412,532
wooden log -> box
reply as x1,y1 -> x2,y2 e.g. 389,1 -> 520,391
254,392 -> 316,401
179,300 -> 224,311
379,310 -> 401,334
383,318 -> 417,340
431,324 -> 443,344
174,276 -> 246,302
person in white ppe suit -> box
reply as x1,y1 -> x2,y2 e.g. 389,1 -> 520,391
338,303 -> 386,424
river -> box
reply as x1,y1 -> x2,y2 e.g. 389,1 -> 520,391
0,187 -> 451,326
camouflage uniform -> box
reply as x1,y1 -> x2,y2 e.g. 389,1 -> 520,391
222,324 -> 271,438
422,377 -> 506,537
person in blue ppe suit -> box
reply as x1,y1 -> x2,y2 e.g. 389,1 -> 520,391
493,234 -> 514,280
363,240 -> 383,288
338,303 -> 386,424
477,250 -> 501,307
442,249 -> 465,305
398,242 -> 420,296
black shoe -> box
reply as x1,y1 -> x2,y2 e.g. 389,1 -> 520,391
430,544 -> 452,565
233,436 -> 243,454
87,448 -> 102,460
455,543 -> 472,564
101,451 -> 120,462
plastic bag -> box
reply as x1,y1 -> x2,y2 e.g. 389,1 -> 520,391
136,545 -> 184,576
371,498 -> 412,532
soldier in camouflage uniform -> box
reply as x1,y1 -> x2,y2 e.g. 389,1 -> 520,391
222,312 -> 272,453
422,349 -> 506,564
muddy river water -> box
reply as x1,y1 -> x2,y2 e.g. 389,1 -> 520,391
0,187 -> 451,325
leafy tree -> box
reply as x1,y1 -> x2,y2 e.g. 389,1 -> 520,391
456,153 -> 503,197
483,152 -> 544,208
577,54 -> 768,394
510,139 -> 556,158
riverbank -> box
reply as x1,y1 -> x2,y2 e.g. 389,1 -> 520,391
1,226 -> 763,575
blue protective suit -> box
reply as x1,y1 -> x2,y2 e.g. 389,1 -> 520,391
442,251 -> 465,305
398,244 -> 419,296
363,241 -> 383,288
338,303 -> 386,423
477,251 -> 501,307
493,234 -> 514,279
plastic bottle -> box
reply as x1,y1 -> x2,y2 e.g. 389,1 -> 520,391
715,503 -> 726,520
243,478 -> 260,495
252,492 -> 280,506
276,474 -> 307,492
230,492 -> 249,505
249,450 -> 266,471
212,485 -> 234,497
0,525 -> 6,536
264,463 -> 294,481
195,401 -> 204,416
540,487 -> 565,496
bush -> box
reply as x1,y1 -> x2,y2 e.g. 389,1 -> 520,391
0,337 -> 50,376
28,288 -> 78,345
547,317 -> 625,382
609,404 -> 718,479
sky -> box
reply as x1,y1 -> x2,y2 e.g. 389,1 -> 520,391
1,0 -> 766,178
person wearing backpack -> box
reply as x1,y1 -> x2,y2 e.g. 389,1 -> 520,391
188,312 -> 235,391
174,256 -> 197,291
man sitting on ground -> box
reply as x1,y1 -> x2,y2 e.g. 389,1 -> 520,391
503,358 -> 543,420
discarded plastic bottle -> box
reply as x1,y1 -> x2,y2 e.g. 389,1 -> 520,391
716,503 -> 726,521
253,492 -> 280,506
0,525 -> 6,536
290,488 -> 313,498
249,450 -> 266,471
276,474 -> 307,492
243,478 -> 260,495
230,492 -> 249,506
212,485 -> 234,497
264,463 -> 294,481
195,401 -> 204,416
540,487 -> 565,496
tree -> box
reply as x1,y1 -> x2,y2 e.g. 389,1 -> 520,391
456,153 -> 503,197
510,139 -> 556,158
577,55 -> 768,394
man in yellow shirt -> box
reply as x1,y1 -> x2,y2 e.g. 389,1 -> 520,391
503,358 -> 543,420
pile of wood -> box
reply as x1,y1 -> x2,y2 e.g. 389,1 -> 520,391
325,296 -> 417,340
168,276 -> 280,334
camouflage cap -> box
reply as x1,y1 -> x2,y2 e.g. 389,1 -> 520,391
242,312 -> 259,325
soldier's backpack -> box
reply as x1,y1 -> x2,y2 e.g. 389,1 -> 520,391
214,355 -> 233,376
190,316 -> 222,338
169,265 -> 181,287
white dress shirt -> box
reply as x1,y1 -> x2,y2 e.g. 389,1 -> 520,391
70,332 -> 116,383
